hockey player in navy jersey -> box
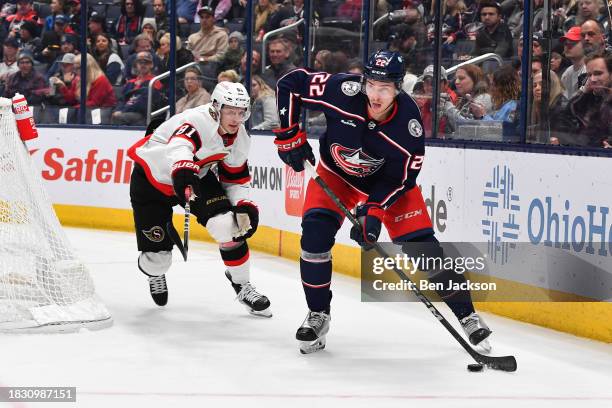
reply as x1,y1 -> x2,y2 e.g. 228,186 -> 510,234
127,82 -> 271,317
273,50 -> 492,354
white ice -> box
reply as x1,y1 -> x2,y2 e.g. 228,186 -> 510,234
1,228 -> 611,408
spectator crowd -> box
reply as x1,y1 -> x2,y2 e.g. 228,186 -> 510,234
0,0 -> 608,147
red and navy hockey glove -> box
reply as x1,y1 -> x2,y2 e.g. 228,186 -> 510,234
350,203 -> 384,250
233,200 -> 259,241
273,124 -> 315,172
171,160 -> 201,203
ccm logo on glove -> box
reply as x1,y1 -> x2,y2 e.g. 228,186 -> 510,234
274,132 -> 306,151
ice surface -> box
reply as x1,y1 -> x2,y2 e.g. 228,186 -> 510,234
1,228 -> 610,408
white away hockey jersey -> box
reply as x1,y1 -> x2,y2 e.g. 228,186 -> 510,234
127,103 -> 251,204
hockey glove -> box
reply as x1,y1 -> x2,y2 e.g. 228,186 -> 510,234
232,200 -> 259,241
171,160 -> 201,203
350,203 -> 384,250
273,124 -> 315,172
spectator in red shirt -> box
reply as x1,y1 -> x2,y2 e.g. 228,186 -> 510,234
58,53 -> 117,108
6,0 -> 38,34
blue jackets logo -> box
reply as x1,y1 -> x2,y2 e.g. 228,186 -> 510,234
329,143 -> 384,177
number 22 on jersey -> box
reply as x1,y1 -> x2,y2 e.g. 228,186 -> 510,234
309,73 -> 330,97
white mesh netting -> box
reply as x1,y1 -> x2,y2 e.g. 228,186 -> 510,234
0,98 -> 111,332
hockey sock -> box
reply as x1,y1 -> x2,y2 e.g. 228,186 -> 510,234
219,241 -> 250,284
300,257 -> 332,312
429,269 -> 475,320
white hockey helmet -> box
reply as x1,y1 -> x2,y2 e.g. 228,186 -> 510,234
210,81 -> 251,122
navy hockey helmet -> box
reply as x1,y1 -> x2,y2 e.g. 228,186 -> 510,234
363,49 -> 405,89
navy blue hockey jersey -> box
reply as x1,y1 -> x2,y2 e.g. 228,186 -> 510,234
276,68 -> 426,209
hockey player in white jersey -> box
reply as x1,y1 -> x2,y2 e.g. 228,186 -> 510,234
127,81 -> 272,317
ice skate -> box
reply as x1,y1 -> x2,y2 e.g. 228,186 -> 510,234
225,271 -> 272,317
148,275 -> 168,306
461,312 -> 492,352
296,310 -> 331,354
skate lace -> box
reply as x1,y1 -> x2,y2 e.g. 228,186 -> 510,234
461,314 -> 480,335
237,283 -> 263,303
307,312 -> 327,330
149,276 -> 167,294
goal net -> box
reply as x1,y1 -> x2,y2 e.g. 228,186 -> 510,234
0,98 -> 112,332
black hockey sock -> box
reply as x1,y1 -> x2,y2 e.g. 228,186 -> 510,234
429,269 -> 475,320
300,258 -> 332,312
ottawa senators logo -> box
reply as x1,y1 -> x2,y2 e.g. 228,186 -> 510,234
142,226 -> 165,242
209,106 -> 219,121
329,143 -> 384,177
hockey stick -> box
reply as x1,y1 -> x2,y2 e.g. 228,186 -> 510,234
304,161 -> 517,372
166,187 -> 192,262
183,186 -> 192,259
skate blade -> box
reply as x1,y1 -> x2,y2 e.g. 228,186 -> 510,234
476,338 -> 492,353
299,337 -> 326,354
246,306 -> 273,318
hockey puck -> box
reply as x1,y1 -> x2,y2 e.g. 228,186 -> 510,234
467,363 -> 484,372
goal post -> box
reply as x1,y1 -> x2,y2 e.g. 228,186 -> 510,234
0,97 -> 112,332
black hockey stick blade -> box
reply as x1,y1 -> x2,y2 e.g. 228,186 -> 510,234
166,221 -> 187,261
478,354 -> 518,372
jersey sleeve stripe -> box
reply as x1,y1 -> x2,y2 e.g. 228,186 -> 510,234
195,153 -> 228,167
300,97 -> 365,122
220,161 -> 247,174
219,160 -> 250,184
219,175 -> 251,184
289,92 -> 296,126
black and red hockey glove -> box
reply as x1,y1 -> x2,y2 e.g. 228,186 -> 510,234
171,160 -> 201,203
273,124 -> 315,172
233,200 -> 259,241
350,203 -> 384,250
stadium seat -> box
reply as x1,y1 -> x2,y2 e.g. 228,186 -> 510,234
178,23 -> 192,39
34,2 -> 52,19
225,18 -> 245,34
120,44 -> 131,58
144,3 -> 154,17
91,3 -> 107,16
36,106 -> 78,125
113,86 -> 123,102
106,4 -> 121,20
31,105 -> 45,124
